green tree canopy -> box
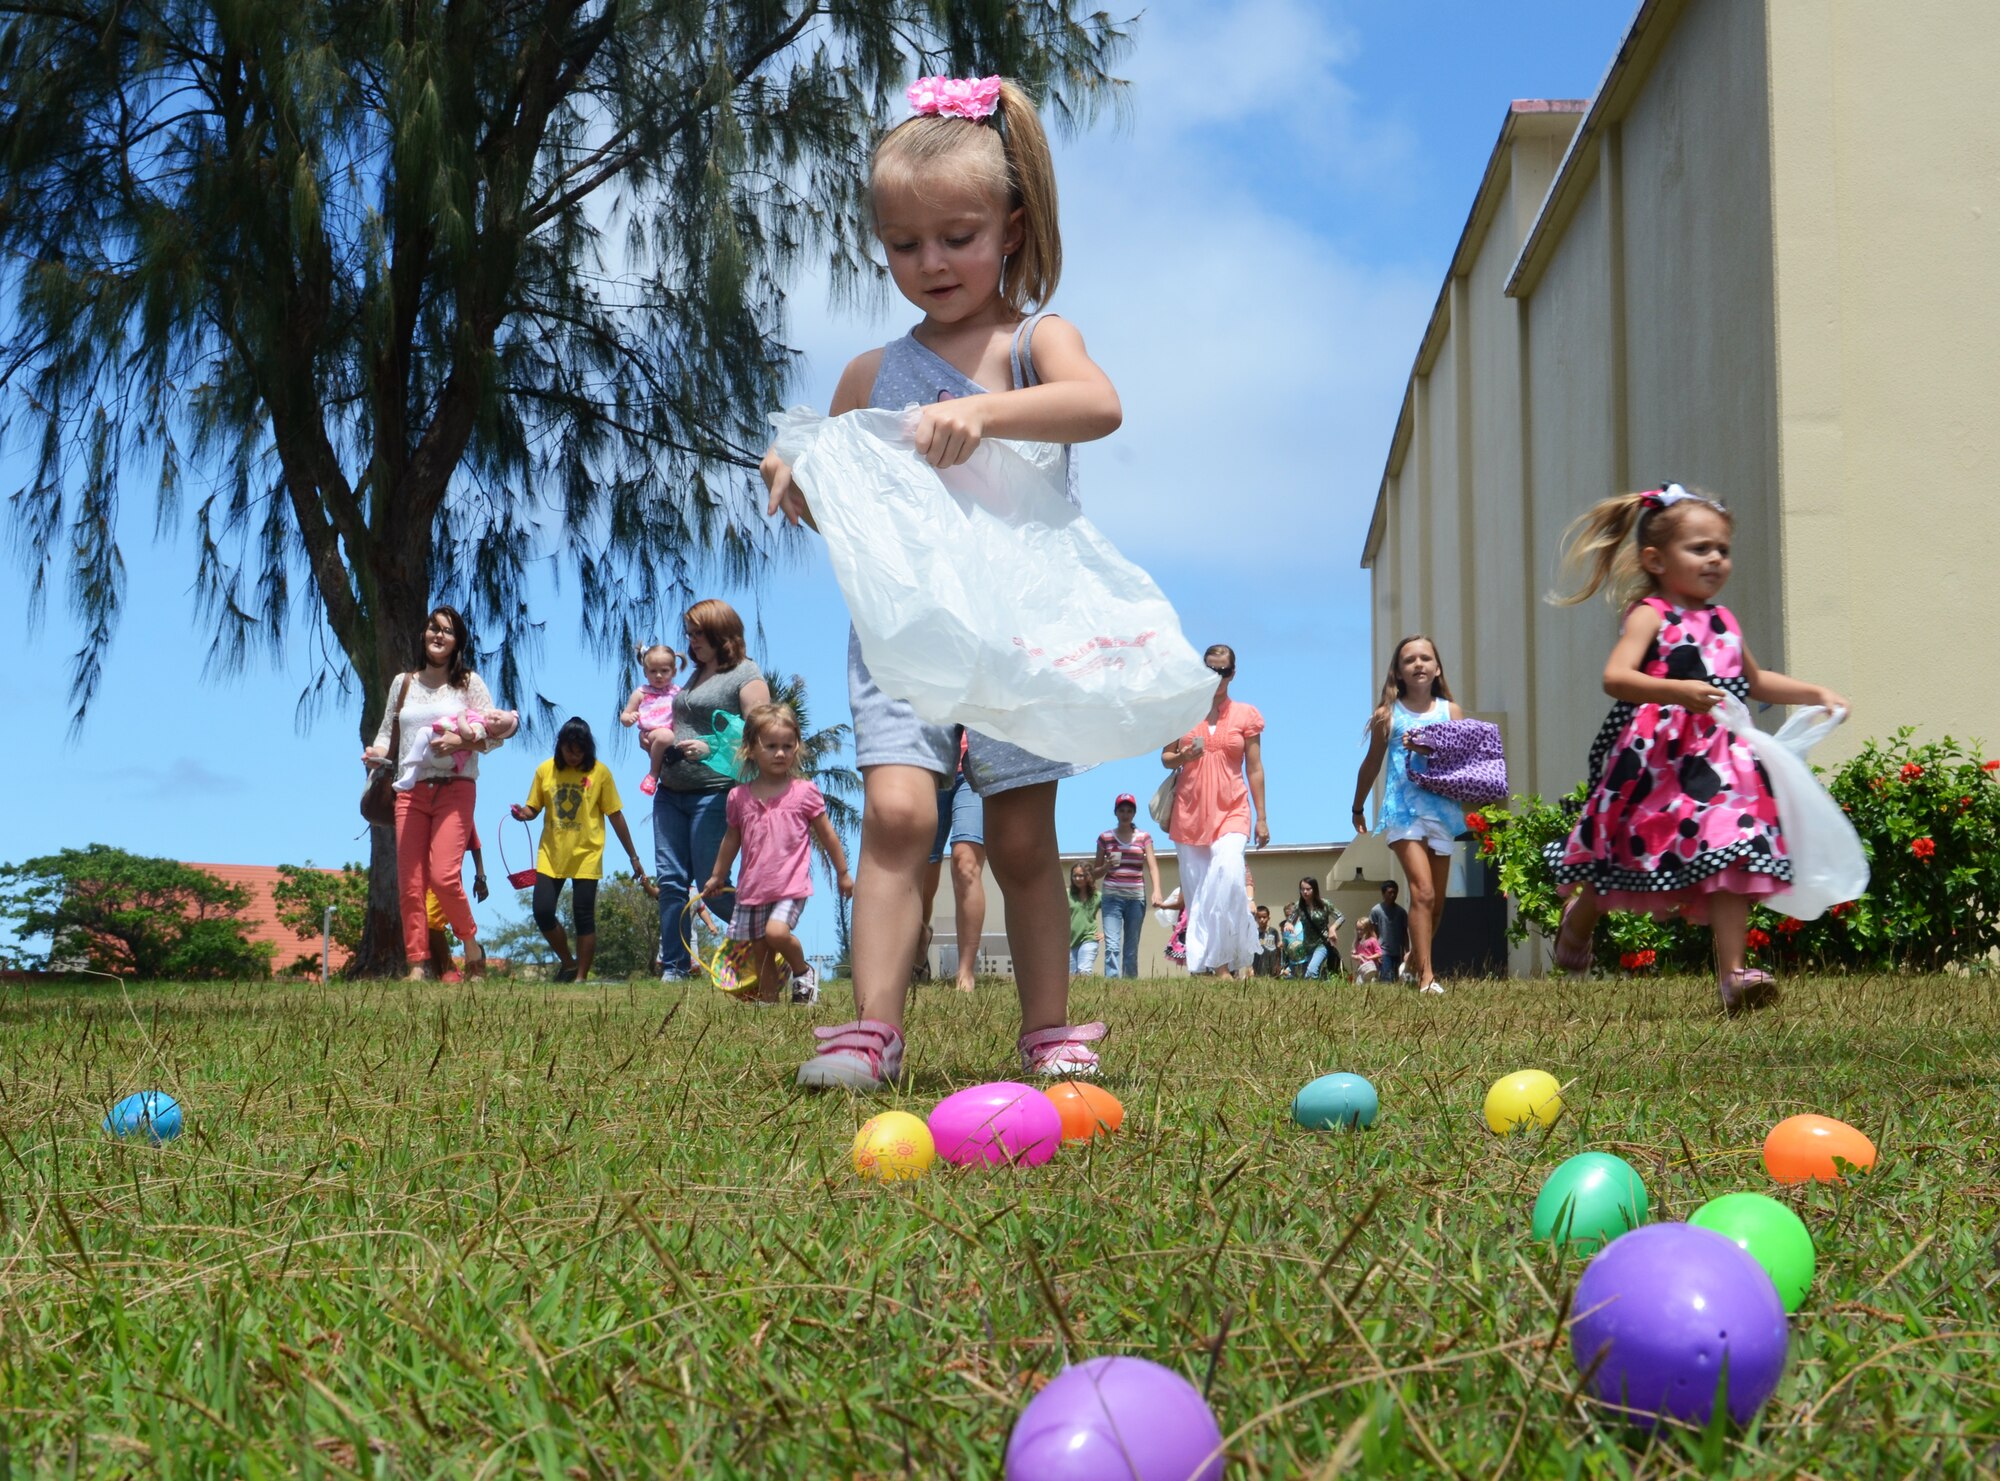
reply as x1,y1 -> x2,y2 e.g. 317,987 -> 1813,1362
0,1 -> 1128,970
0,844 -> 274,978
270,861 -> 369,972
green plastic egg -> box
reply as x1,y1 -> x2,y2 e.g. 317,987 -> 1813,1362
1689,1191 -> 1816,1312
1531,1151 -> 1649,1254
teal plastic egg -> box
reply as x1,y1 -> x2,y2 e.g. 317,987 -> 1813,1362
1292,1073 -> 1378,1130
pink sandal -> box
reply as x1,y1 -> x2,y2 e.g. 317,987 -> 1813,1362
1553,892 -> 1594,975
1719,968 -> 1779,1014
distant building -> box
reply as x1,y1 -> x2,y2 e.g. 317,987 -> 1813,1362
1361,0 -> 1999,818
185,862 -> 349,976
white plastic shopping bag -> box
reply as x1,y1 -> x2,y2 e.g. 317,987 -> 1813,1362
1718,696 -> 1869,920
768,406 -> 1214,765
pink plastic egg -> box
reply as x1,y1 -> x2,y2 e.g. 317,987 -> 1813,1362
927,1081 -> 1063,1167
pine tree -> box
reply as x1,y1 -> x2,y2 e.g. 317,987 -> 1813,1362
0,1 -> 1129,970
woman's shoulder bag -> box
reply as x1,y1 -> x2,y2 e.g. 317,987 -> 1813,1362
360,674 -> 414,825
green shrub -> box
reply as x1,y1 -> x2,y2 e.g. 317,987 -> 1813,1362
1474,730 -> 1999,973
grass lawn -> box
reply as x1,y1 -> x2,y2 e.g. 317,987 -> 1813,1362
2,972 -> 1996,1477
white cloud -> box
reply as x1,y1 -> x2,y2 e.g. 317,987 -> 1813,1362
1117,0 -> 1412,186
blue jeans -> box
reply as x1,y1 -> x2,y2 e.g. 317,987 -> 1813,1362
654,787 -> 734,973
1069,939 -> 1099,975
1100,894 -> 1146,978
1305,944 -> 1331,980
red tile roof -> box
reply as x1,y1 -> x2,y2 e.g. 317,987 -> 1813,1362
185,863 -> 353,976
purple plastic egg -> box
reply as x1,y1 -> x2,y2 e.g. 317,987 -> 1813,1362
928,1081 -> 1062,1167
1571,1222 -> 1789,1428
1005,1356 -> 1225,1481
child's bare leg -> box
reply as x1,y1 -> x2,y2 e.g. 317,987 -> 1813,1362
848,765 -> 944,1029
764,918 -> 807,980
1710,893 -> 1749,979
950,841 -> 987,992
1391,839 -> 1444,982
644,732 -> 673,776
983,783 -> 1070,1035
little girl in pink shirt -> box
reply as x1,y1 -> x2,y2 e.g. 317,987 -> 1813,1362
704,702 -> 854,1004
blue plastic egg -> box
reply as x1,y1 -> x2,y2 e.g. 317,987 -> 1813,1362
103,1091 -> 183,1143
1292,1072 -> 1378,1130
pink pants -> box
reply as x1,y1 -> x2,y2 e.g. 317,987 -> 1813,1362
395,779 -> 478,959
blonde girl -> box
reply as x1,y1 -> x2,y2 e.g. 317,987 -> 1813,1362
759,75 -> 1122,1089
1349,636 -> 1464,995
1544,485 -> 1847,1010
704,703 -> 853,1005
620,643 -> 682,796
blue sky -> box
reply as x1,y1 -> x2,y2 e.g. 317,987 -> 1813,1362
3,1 -> 1633,962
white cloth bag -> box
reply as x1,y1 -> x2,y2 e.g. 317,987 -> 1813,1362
1718,696 -> 1869,920
769,406 -> 1214,765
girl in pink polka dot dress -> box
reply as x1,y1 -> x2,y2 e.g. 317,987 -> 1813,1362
1544,485 -> 1848,1012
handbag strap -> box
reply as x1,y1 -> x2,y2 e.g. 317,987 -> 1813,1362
386,673 -> 412,764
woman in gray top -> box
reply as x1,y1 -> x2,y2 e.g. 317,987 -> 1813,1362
653,598 -> 770,977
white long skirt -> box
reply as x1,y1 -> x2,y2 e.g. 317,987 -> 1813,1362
1178,831 -> 1255,974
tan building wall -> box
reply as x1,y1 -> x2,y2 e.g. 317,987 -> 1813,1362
1765,1 -> 2000,744
1361,0 -> 2000,971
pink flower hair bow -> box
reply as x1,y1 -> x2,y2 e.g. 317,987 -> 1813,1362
906,75 -> 1003,120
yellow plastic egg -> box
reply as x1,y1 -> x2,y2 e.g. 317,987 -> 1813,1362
1483,1069 -> 1564,1135
851,1110 -> 936,1182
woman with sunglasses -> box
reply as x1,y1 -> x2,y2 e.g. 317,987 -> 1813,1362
1159,644 -> 1267,979
362,605 -> 509,980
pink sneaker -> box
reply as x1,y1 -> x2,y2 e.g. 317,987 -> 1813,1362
640,772 -> 658,797
796,1019 -> 905,1091
1019,1022 -> 1108,1078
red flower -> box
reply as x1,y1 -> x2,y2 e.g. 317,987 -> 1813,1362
1984,758 -> 2000,771
1746,928 -> 1771,950
1620,951 -> 1637,970
1637,949 -> 1656,968
1466,812 -> 1489,833
1776,917 -> 1803,934
1962,797 -> 1975,810
1900,762 -> 1924,781
1869,777 -> 1886,792
1829,901 -> 1852,918
1480,837 -> 1497,855
1911,836 -> 1936,859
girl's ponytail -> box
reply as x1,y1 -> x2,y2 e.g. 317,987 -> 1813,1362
994,79 -> 1061,313
1548,493 -> 1653,609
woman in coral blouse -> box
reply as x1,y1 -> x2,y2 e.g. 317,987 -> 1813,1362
1160,644 -> 1268,978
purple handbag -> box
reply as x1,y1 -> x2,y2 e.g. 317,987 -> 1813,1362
1412,719 -> 1508,807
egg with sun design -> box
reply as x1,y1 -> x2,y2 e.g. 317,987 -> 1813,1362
851,1110 -> 936,1182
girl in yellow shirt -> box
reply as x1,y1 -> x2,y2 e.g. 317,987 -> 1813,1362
513,719 -> 649,981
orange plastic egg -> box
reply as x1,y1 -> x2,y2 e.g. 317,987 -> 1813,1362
1763,1113 -> 1876,1184
1046,1082 -> 1124,1142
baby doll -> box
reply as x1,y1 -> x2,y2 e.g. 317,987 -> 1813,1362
395,709 -> 520,790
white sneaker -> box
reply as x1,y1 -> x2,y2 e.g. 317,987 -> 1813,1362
1419,980 -> 1446,995
796,1020 -> 904,1091
790,965 -> 821,1005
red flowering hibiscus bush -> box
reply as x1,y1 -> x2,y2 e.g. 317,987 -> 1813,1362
1480,728 -> 2000,973
1753,728 -> 2000,971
